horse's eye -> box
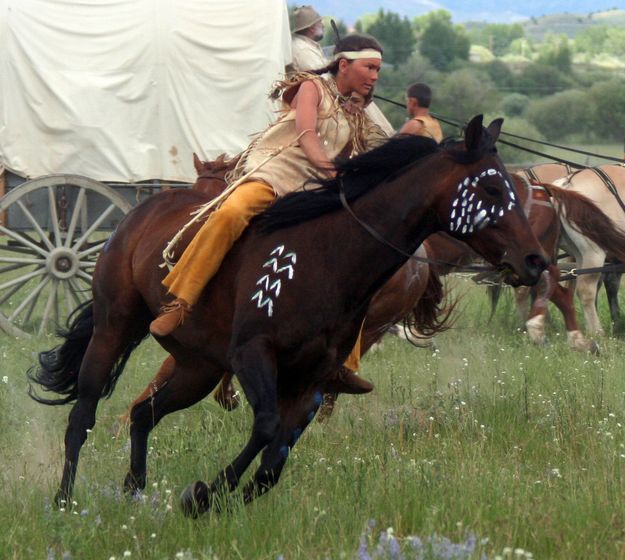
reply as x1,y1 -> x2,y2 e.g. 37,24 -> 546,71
483,183 -> 501,197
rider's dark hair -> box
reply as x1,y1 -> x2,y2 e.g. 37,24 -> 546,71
309,33 -> 383,77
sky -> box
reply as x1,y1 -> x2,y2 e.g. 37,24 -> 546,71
310,1 -> 622,24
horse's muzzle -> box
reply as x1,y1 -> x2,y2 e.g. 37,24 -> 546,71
501,252 -> 548,287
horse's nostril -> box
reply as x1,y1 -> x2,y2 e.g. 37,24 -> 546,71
525,253 -> 547,273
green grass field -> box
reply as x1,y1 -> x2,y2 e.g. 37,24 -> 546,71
1,279 -> 625,559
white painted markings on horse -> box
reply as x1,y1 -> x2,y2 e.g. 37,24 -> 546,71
448,168 -> 517,235
251,244 -> 298,317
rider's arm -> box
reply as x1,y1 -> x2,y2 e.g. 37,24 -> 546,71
293,80 -> 336,178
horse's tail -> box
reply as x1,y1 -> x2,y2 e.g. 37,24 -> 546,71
545,184 -> 625,262
406,265 -> 455,338
27,300 -> 145,406
486,284 -> 503,322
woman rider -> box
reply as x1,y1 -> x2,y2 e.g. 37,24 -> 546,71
149,33 -> 388,392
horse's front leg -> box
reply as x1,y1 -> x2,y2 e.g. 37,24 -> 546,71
241,389 -> 324,505
180,339 -> 280,517
524,266 -> 556,346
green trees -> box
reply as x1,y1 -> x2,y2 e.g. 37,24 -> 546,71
526,90 -> 588,140
415,11 -> 470,70
355,9 -> 415,66
470,23 -> 525,56
536,35 -> 572,73
587,80 -> 625,141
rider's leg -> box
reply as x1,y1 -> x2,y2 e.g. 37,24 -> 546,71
150,181 -> 275,336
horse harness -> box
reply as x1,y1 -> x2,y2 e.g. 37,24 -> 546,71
558,165 -> 625,215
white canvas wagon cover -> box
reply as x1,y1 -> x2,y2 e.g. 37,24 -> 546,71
0,0 -> 291,182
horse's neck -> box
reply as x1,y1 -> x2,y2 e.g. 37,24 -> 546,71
317,173 -> 438,302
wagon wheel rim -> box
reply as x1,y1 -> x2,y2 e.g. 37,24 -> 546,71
0,174 -> 132,337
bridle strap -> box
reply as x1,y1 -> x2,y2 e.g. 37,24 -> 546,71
198,172 -> 227,183
337,178 -> 494,273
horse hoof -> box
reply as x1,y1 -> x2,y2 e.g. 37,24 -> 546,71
589,341 -> 600,355
215,391 -> 241,411
123,472 -> 144,495
316,393 -> 337,423
54,491 -> 69,509
180,480 -> 210,518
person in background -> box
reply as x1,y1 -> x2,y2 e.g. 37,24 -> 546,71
399,82 -> 443,142
289,5 -> 327,73
288,5 -> 395,137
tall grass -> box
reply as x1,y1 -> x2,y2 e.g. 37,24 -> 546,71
1,279 -> 624,559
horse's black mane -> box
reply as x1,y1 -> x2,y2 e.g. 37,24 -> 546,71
256,133 -> 485,233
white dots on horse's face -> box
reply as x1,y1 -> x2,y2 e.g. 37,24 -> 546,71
447,168 -> 516,236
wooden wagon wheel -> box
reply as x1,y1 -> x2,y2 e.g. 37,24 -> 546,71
0,174 -> 132,337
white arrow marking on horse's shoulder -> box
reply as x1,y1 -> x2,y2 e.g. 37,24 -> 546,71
276,264 -> 294,279
270,279 -> 282,296
256,274 -> 270,289
251,290 -> 274,317
263,258 -> 279,271
270,245 -> 285,256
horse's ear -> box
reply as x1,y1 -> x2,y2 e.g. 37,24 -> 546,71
486,118 -> 504,143
193,152 -> 203,175
464,115 -> 484,152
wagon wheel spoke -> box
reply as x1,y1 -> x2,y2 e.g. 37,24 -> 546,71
78,241 -> 107,259
67,279 -> 87,306
47,186 -> 63,247
76,269 -> 94,286
0,225 -> 49,258
8,276 -> 50,322
0,262 -> 40,275
38,280 -> 58,336
62,280 -> 74,319
0,242 -> 42,256
0,275 -> 37,306
0,255 -> 46,265
23,277 -> 48,325
0,267 -> 47,293
16,199 -> 56,251
64,187 -> 87,248
71,203 -> 117,251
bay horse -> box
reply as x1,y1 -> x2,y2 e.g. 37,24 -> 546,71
29,116 -> 547,515
124,153 -> 443,416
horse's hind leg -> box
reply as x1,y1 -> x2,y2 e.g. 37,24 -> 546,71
120,360 -> 238,427
180,339 -> 280,516
241,389 -> 324,505
56,322 -> 146,505
603,269 -> 624,334
550,283 -> 598,354
123,358 -> 221,494
118,355 -> 176,427
213,371 -> 240,410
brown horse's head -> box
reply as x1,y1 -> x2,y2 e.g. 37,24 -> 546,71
434,115 -> 547,286
191,153 -> 239,198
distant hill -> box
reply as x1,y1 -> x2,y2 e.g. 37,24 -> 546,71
521,9 -> 625,42
310,1 -> 625,24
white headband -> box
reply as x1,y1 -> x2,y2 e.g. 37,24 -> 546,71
333,49 -> 382,61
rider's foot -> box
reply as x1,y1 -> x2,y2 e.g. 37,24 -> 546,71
149,298 -> 192,337
326,366 -> 374,395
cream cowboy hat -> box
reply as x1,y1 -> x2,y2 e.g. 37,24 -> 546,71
292,6 -> 322,33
